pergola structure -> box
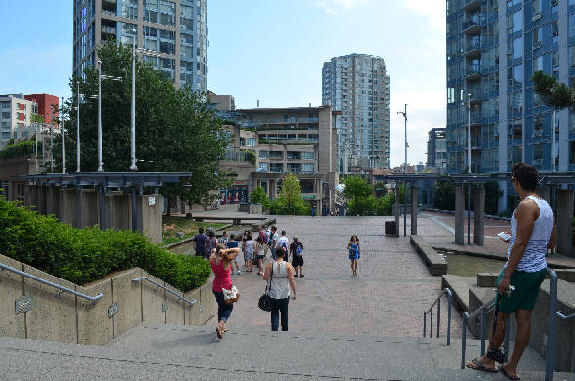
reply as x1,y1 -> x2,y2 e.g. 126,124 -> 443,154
11,172 -> 195,243
372,172 -> 575,258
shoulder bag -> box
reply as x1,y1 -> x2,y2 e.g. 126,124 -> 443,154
258,264 -> 273,312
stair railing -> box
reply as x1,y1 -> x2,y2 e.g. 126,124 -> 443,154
132,276 -> 197,306
423,287 -> 453,345
0,262 -> 104,304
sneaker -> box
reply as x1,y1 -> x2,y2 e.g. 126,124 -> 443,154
216,326 -> 223,340
300,274 -> 304,278
294,274 -> 298,278
237,271 -> 241,275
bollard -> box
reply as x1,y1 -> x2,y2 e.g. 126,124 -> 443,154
480,309 -> 486,356
461,312 -> 469,369
437,298 -> 441,339
423,312 -> 427,337
447,288 -> 452,346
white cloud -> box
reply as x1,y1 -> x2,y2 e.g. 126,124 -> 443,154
402,0 -> 446,34
315,0 -> 373,14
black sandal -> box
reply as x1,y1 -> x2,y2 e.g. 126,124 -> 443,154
466,358 -> 498,373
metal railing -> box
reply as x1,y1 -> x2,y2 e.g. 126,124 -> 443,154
132,277 -> 197,306
423,288 -> 453,345
0,262 -> 104,304
459,268 -> 575,381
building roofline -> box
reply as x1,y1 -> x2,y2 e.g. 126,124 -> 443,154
236,106 -> 331,112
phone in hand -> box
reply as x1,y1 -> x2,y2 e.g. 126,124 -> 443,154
497,232 -> 511,242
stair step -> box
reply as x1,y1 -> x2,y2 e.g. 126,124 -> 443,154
1,325 -> 573,380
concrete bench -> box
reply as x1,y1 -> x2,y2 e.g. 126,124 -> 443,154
410,235 -> 447,276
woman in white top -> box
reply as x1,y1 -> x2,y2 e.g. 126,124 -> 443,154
262,247 -> 296,331
255,236 -> 265,275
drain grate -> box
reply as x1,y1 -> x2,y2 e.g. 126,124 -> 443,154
15,296 -> 34,315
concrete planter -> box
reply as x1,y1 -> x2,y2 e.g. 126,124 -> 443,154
0,253 -> 214,345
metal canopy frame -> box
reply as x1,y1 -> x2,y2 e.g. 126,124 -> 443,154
372,171 -> 575,186
18,172 -> 195,189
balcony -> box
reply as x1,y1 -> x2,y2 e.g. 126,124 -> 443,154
465,64 -> 481,81
463,0 -> 480,11
465,40 -> 481,57
463,18 -> 480,34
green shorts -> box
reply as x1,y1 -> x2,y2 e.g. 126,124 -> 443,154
496,268 -> 546,313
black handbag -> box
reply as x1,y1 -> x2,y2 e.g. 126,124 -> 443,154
258,264 -> 273,312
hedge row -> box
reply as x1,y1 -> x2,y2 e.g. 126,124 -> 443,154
0,140 -> 35,160
0,197 -> 210,292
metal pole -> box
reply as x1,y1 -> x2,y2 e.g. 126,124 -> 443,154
436,298 -> 441,338
546,269 -> 558,381
61,99 -> 66,174
76,82 -> 81,172
446,288 -> 452,345
480,308 -> 486,355
129,29 -> 138,171
467,94 -> 471,244
403,104 -> 407,237
551,109 -> 556,172
97,60 -> 103,172
423,312 -> 427,337
461,312 -> 468,369
50,115 -> 54,172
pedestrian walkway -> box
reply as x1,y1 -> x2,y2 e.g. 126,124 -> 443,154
225,215 -> 462,338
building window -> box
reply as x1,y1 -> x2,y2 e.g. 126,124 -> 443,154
302,163 -> 315,173
160,0 -> 175,26
259,150 -> 268,159
121,0 -> 138,19
144,0 -> 159,23
570,14 -> 575,39
302,151 -> 314,160
180,4 -> 194,31
259,162 -> 269,171
571,141 -> 575,165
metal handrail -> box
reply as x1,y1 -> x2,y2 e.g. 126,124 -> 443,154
423,288 -> 453,345
132,277 -> 197,306
0,262 -> 104,304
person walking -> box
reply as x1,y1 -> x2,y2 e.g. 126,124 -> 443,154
226,234 -> 241,275
210,243 -> 240,339
347,235 -> 360,276
205,229 -> 218,259
467,162 -> 556,380
277,230 -> 290,261
290,236 -> 304,278
270,226 -> 279,260
244,234 -> 255,273
219,231 -> 229,245
262,247 -> 296,331
192,227 -> 208,257
255,236 -> 265,275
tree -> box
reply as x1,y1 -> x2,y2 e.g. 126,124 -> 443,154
249,186 -> 271,210
51,41 -> 230,205
342,176 -> 372,215
269,173 -> 310,215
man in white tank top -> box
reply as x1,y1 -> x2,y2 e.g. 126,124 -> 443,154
467,163 -> 557,380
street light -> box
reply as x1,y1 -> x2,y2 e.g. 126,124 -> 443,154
96,59 -> 122,172
76,82 -> 81,172
61,98 -> 66,174
467,93 -> 472,244
397,104 -> 408,237
129,28 -> 138,171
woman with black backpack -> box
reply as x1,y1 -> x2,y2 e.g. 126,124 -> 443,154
290,236 -> 304,278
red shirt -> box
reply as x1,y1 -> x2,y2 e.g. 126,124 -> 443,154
211,258 -> 232,292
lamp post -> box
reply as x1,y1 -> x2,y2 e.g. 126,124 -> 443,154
76,82 -> 81,172
97,59 -> 103,172
397,104 -> 408,237
61,98 -> 66,174
467,93 -> 472,244
129,29 -> 138,171
50,109 -> 54,172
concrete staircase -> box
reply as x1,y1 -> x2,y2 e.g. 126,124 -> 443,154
1,325 -> 573,380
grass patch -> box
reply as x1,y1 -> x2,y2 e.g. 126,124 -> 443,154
162,215 -> 227,245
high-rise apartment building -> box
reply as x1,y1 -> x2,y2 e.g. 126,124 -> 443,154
322,54 -> 391,172
0,94 -> 38,149
73,0 -> 207,91
447,0 -> 575,209
427,128 -> 448,174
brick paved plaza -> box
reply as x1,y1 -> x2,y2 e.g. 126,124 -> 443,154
224,215 -> 464,338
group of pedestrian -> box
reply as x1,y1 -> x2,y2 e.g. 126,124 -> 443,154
205,224 -> 302,338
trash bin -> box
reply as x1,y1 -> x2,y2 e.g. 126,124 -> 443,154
385,221 -> 396,236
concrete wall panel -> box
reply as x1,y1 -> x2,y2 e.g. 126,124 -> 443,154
76,279 -> 113,345
185,281 -> 215,325
140,272 -> 167,325
22,264 -> 77,343
80,189 -> 98,227
111,268 -> 143,339
0,254 -> 25,339
164,286 -> 186,326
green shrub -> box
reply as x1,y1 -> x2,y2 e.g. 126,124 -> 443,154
0,197 -> 209,292
249,186 -> 271,210
0,140 -> 35,160
269,198 -> 310,215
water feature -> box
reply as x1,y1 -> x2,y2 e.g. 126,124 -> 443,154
437,250 -> 506,277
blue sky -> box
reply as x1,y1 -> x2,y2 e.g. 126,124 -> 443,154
0,0 -> 445,167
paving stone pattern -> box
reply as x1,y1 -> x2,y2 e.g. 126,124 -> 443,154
223,216 -> 464,338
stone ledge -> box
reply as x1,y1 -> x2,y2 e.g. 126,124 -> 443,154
410,235 -> 447,276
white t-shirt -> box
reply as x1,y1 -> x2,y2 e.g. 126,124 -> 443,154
277,236 -> 290,253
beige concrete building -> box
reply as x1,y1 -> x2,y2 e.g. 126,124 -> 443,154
214,100 -> 339,211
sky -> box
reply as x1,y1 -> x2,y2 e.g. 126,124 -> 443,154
0,0 -> 446,167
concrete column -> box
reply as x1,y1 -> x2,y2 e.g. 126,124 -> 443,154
411,185 -> 418,236
394,186 -> 400,237
59,189 -> 77,226
138,194 -> 162,243
556,190 -> 574,257
455,185 -> 465,245
474,186 -> 485,246
80,189 -> 98,227
46,185 -> 59,216
37,185 -> 47,215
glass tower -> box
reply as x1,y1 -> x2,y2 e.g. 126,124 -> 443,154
446,0 -> 575,210
73,0 -> 207,91
322,54 -> 391,172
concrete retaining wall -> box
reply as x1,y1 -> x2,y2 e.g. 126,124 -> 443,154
0,254 -> 215,345
410,235 -> 447,276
